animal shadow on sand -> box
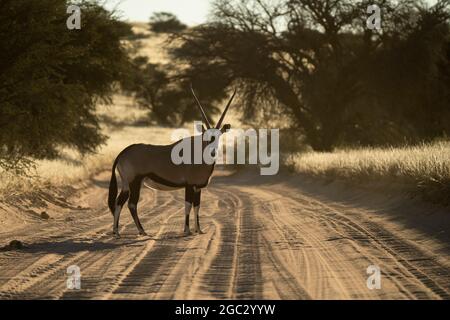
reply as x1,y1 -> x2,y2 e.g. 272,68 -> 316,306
22,238 -> 150,255
21,231 -> 191,255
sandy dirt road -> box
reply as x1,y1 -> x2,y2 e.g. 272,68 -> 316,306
0,168 -> 449,300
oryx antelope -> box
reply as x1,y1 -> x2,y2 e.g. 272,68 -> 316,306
108,87 -> 236,238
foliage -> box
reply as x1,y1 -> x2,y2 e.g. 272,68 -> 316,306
0,0 -> 133,170
149,12 -> 187,34
123,56 -> 226,126
170,0 -> 450,151
286,140 -> 450,205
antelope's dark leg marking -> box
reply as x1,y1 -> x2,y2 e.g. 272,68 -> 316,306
193,189 -> 203,234
184,186 -> 194,235
128,177 -> 146,235
113,189 -> 130,237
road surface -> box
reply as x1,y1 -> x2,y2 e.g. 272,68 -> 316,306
0,168 -> 449,299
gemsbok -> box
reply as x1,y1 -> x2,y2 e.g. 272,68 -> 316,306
108,87 -> 236,238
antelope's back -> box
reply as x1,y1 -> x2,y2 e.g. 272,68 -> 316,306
117,142 -> 215,188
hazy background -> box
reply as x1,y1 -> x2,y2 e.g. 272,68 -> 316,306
106,0 -> 440,24
0,0 -> 449,301
105,0 -> 211,24
1,0 -> 449,205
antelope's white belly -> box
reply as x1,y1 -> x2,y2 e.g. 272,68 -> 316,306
143,178 -> 182,191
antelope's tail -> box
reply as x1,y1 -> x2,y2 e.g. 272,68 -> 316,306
108,158 -> 119,215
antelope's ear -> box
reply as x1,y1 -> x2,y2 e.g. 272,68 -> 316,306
221,124 -> 231,133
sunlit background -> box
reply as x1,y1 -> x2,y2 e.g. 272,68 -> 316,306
105,0 -> 211,25
105,0 -> 439,25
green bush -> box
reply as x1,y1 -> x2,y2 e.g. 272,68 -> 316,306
0,0 -> 133,172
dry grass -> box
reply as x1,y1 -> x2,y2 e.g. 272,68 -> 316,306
286,141 -> 450,205
3,23 -> 448,206
0,25 -> 241,199
0,96 -> 175,198
0,126 -> 175,198
129,23 -> 172,64
0,24 -> 173,200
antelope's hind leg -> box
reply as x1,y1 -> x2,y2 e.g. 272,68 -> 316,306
113,188 -> 130,238
128,177 -> 147,236
193,189 -> 203,234
184,187 -> 194,236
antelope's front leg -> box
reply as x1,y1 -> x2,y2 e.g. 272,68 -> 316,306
193,189 -> 203,234
184,187 -> 193,236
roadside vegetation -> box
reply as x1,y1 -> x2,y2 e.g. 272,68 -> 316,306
1,0 -> 449,207
0,0 -> 134,172
0,97 -> 174,199
286,141 -> 450,205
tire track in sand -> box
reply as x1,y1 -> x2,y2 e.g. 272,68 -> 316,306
1,169 -> 450,299
0,180 -> 177,299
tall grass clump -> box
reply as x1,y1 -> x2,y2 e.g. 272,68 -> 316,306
286,141 -> 450,205
0,125 -> 175,199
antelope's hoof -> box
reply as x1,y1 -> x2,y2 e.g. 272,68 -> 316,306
139,230 -> 148,236
184,230 -> 192,236
195,229 -> 204,234
113,232 -> 121,239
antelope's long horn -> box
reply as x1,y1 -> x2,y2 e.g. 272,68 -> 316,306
216,89 -> 237,129
190,85 -> 211,129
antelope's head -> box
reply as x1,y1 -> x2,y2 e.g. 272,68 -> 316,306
190,86 -> 236,158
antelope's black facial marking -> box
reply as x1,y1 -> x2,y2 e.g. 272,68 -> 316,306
221,124 -> 231,133
202,125 -> 231,159
202,128 -> 222,159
